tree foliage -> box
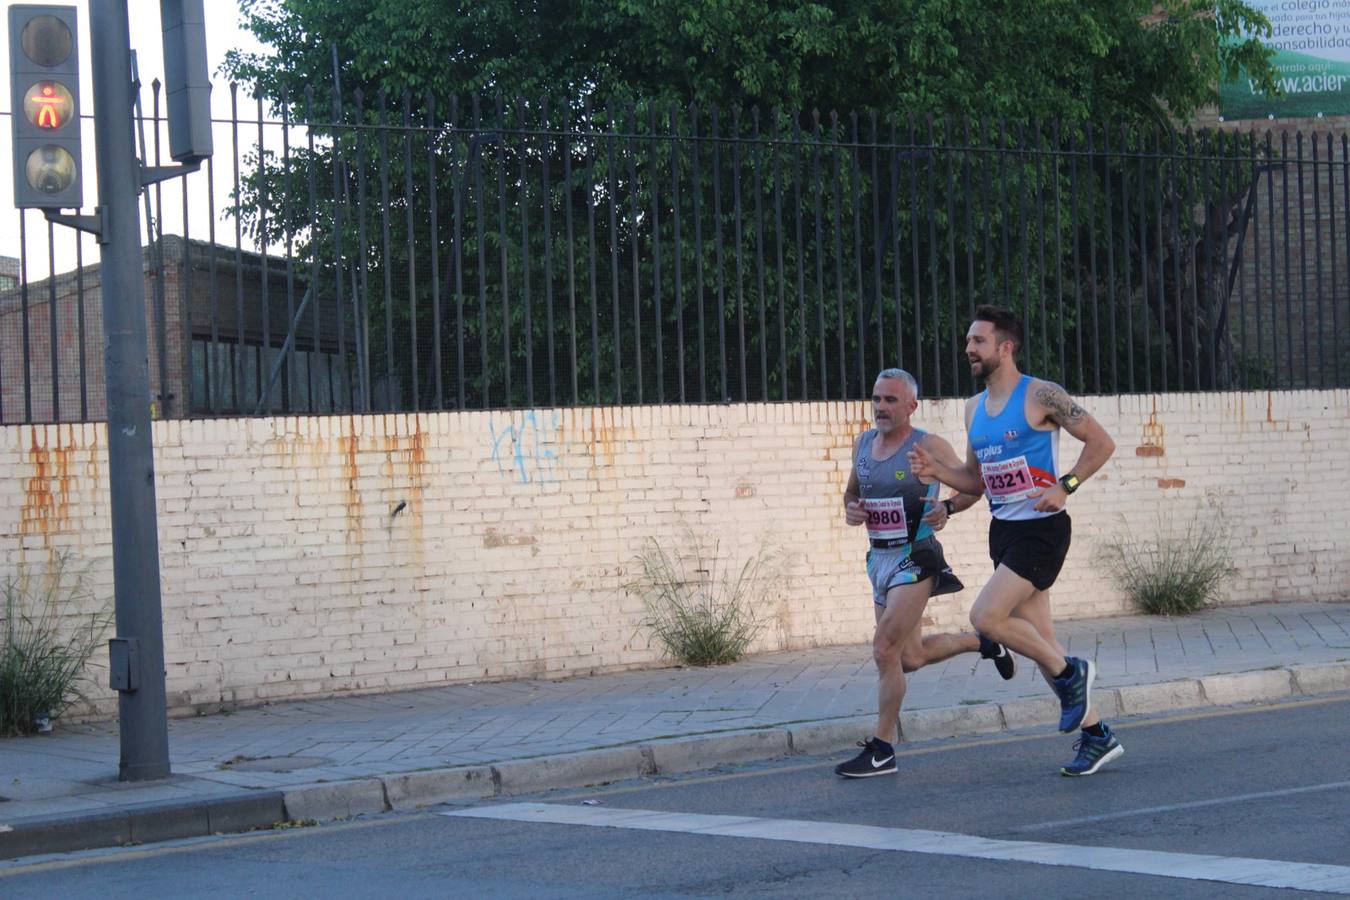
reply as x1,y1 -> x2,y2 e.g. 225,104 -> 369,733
227,0 -> 1277,127
211,2 -> 1283,411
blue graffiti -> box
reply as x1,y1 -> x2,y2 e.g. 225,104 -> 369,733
488,411 -> 560,485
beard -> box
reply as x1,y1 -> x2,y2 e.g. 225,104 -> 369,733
970,354 -> 1000,382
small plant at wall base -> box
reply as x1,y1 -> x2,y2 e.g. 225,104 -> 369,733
0,556 -> 112,737
1100,510 -> 1236,616
626,531 -> 779,667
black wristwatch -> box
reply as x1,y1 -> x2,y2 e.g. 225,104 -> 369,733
942,498 -> 956,516
1059,473 -> 1081,494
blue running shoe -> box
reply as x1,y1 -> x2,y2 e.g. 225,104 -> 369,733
1051,656 -> 1094,732
1061,725 -> 1124,776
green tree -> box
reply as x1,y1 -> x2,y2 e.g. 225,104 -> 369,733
217,1 -> 1280,410
228,0 -> 1276,126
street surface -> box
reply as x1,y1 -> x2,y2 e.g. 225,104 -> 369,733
2,694 -> 1348,898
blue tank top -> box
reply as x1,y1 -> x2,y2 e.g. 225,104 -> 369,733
855,427 -> 940,546
968,375 -> 1060,521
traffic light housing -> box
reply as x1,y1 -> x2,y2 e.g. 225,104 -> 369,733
9,5 -> 82,209
161,0 -> 212,163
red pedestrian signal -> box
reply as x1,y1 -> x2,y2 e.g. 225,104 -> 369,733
24,82 -> 74,130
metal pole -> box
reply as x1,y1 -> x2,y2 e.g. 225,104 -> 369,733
91,0 -> 171,781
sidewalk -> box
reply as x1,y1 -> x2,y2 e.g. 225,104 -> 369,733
2,600 -> 1348,860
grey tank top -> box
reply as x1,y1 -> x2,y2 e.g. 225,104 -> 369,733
855,427 -> 938,546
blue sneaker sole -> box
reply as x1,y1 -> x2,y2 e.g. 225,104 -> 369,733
1060,742 -> 1124,777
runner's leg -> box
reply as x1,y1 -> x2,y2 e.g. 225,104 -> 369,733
872,578 -> 933,744
899,625 -> 980,673
969,565 -> 1067,673
1013,589 -> 1100,729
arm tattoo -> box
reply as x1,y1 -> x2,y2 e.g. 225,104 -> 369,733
1034,383 -> 1087,426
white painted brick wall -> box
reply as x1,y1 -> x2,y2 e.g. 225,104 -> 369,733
1,389 -> 1347,720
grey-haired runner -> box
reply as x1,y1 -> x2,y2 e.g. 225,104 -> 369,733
835,368 -> 1016,779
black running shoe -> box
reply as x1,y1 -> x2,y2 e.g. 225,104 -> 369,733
834,737 -> 897,778
1060,724 -> 1124,776
978,634 -> 1017,681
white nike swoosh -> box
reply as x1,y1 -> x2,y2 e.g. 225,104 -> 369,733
871,756 -> 894,768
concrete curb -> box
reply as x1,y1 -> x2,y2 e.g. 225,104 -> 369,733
495,746 -> 651,796
282,779 -> 388,823
784,716 -> 872,757
0,792 -> 285,861
3,662 -> 1346,861
383,766 -> 495,811
647,729 -> 790,775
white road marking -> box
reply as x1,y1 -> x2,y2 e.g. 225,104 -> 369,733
1014,778 -> 1350,833
444,802 -> 1350,894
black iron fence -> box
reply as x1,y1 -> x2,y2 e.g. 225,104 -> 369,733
2,85 -> 1348,424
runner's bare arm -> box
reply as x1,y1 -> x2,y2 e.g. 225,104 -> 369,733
843,435 -> 866,526
912,433 -> 963,485
1030,380 -> 1115,481
908,398 -> 986,495
960,395 -> 987,493
907,437 -> 983,495
944,491 -> 982,514
917,433 -> 984,527
1027,380 -> 1116,511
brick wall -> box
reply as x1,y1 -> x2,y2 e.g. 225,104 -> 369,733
2,389 -> 1347,721
0,236 -> 298,425
0,254 -> 188,423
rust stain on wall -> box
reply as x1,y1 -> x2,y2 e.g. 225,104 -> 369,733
391,415 -> 428,564
587,406 -> 621,469
21,425 -> 77,543
1136,405 -> 1165,457
339,418 -> 363,544
823,405 -> 859,486
86,428 -> 101,493
267,416 -> 430,560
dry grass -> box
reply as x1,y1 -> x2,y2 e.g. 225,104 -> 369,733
1100,510 -> 1235,616
1,555 -> 111,736
626,530 -> 779,666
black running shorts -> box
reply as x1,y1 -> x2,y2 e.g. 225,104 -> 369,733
988,512 -> 1072,591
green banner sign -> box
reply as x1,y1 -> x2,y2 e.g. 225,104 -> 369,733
1220,0 -> 1350,120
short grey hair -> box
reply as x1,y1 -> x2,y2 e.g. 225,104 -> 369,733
875,367 -> 919,398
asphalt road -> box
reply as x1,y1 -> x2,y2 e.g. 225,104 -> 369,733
3,694 -> 1348,898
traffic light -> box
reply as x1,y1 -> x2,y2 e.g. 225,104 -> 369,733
161,0 -> 212,163
9,5 -> 82,209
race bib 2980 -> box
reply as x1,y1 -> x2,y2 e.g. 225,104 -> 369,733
863,497 -> 908,542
